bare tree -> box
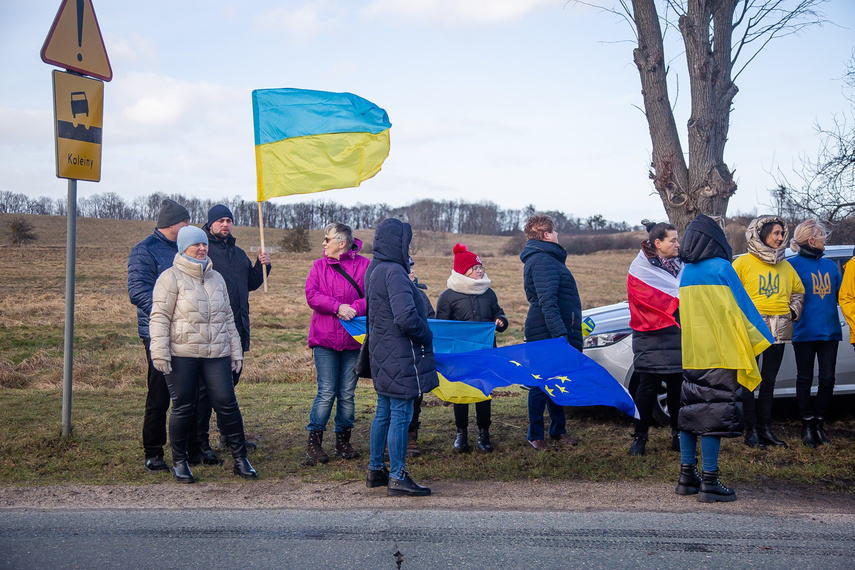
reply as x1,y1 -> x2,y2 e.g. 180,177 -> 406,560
772,53 -> 855,224
583,0 -> 826,232
6,217 -> 38,247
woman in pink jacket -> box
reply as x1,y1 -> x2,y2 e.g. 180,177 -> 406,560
304,223 -> 370,465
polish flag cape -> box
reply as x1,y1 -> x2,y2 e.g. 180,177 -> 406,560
627,251 -> 681,332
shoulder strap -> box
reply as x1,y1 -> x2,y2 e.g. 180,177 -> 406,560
330,263 -> 363,298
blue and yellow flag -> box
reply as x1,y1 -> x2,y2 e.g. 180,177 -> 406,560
680,257 -> 774,391
252,89 -> 391,201
340,317 -> 496,403
434,338 -> 639,419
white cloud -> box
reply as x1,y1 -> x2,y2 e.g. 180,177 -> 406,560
253,1 -> 345,42
362,0 -> 564,26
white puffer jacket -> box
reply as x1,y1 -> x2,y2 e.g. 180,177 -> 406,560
149,253 -> 242,365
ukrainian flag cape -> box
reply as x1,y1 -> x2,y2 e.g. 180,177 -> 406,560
680,257 -> 774,391
252,89 -> 391,201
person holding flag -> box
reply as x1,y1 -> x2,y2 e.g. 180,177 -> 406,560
677,214 -> 774,503
436,244 -> 508,453
626,220 -> 684,455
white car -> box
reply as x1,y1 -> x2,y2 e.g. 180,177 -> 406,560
582,245 -> 855,426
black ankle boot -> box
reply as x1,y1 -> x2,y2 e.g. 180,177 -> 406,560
172,459 -> 195,484
233,457 -> 258,479
801,418 -> 817,448
629,433 -> 647,456
815,419 -> 831,445
675,463 -> 701,495
366,467 -> 389,488
335,427 -> 360,459
698,470 -> 737,503
758,424 -> 788,448
387,473 -> 431,496
477,428 -> 493,453
743,426 -> 767,449
453,428 -> 470,453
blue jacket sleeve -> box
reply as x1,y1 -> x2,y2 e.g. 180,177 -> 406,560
128,244 -> 158,317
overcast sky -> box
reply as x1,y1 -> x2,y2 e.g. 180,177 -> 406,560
2,0 -> 854,225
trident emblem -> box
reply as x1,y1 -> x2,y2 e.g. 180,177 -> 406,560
812,271 -> 831,300
758,271 -> 780,298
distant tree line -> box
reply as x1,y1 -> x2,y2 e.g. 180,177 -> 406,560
0,191 -> 634,236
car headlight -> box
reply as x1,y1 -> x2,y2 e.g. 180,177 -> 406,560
583,331 -> 630,349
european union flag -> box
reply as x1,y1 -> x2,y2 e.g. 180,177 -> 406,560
434,338 -> 639,419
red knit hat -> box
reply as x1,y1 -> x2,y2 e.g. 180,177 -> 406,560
453,243 -> 482,274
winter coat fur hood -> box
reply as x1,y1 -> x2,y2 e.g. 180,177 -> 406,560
149,253 -> 242,365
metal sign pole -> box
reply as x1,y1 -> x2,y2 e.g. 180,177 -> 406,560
62,178 -> 77,437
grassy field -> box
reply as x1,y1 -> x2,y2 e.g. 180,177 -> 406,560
1,213 -> 854,491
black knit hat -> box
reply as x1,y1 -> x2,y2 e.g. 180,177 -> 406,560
156,199 -> 190,229
207,204 -> 234,226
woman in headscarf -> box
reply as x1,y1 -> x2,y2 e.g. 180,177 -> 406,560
732,215 -> 805,449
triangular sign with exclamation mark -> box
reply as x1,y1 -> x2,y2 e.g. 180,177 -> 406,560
41,0 -> 112,82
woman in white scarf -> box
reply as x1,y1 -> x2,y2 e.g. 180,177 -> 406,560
436,244 -> 508,453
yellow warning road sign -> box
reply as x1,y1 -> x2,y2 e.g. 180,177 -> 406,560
41,0 -> 112,82
53,70 -> 104,181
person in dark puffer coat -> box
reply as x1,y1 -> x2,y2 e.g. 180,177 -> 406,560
364,219 -> 439,497
436,243 -> 508,454
676,214 -> 773,503
519,214 -> 582,450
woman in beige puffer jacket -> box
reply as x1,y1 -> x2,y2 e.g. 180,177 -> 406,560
732,215 -> 805,449
150,226 -> 257,484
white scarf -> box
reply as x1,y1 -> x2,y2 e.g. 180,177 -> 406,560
447,270 -> 491,296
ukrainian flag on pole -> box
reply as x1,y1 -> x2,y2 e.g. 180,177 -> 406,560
252,88 -> 391,200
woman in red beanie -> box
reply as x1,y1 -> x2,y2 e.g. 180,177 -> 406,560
436,244 -> 508,452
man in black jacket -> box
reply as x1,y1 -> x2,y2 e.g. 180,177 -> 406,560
197,205 -> 271,457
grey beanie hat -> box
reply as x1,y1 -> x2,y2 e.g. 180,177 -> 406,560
177,226 -> 208,254
156,199 -> 190,229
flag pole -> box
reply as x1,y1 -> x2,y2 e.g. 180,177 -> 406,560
257,201 -> 268,293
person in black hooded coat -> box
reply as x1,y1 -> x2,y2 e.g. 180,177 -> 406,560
364,219 -> 439,497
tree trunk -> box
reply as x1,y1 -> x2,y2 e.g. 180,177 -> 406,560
632,0 -> 738,234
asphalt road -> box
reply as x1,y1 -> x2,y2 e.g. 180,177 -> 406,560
2,508 -> 853,569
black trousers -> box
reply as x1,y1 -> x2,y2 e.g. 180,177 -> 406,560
142,338 -> 170,459
165,356 -> 246,462
793,340 -> 838,419
408,393 -> 423,433
453,400 -> 492,430
633,372 -> 682,435
742,343 -> 786,427
196,366 -> 242,448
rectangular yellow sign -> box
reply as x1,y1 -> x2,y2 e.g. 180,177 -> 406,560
52,70 -> 103,181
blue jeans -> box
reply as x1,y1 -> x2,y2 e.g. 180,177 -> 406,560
679,431 -> 722,472
369,394 -> 413,480
307,347 -> 359,432
527,386 -> 566,441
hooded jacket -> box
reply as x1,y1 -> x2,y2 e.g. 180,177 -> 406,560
149,253 -> 243,365
519,239 -> 583,350
436,273 -> 508,347
678,215 -> 772,437
305,238 -> 370,351
128,229 -> 180,339
203,223 -> 270,352
364,219 -> 439,399
732,215 -> 805,343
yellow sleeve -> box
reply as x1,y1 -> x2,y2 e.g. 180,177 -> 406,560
840,260 -> 855,343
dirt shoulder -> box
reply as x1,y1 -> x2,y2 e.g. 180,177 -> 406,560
2,479 -> 854,523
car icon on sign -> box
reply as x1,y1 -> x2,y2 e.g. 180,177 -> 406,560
70,92 -> 89,119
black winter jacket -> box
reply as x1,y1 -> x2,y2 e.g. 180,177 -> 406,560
436,288 -> 507,347
676,214 -> 744,437
630,248 -> 682,374
128,229 -> 179,339
520,239 -> 583,350
364,219 -> 439,399
203,224 -> 270,352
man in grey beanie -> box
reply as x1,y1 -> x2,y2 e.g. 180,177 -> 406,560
128,199 -> 191,473
197,204 -> 271,455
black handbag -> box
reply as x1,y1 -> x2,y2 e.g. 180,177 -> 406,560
354,334 -> 371,378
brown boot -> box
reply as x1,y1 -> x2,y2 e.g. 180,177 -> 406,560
406,429 -> 421,457
306,430 -> 329,465
334,427 -> 360,459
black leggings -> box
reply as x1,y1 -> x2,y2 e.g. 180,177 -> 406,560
633,372 -> 682,434
453,400 -> 492,430
742,343 -> 785,427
